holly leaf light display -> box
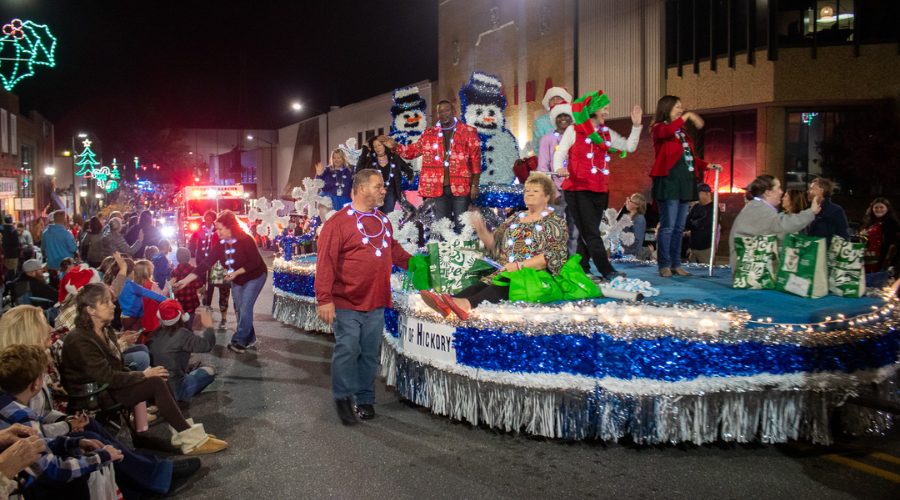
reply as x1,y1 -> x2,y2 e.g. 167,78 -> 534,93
0,18 -> 56,91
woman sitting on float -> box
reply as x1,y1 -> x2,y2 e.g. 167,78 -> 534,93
420,172 -> 569,320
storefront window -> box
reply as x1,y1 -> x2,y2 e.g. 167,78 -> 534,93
693,111 -> 757,194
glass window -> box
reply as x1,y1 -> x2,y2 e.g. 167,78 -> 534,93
693,111 -> 757,194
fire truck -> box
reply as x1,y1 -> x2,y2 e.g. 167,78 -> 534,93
178,185 -> 251,243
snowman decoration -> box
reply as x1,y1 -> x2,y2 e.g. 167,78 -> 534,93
389,86 -> 428,175
459,72 -> 519,185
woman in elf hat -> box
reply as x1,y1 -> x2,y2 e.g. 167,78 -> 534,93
649,96 -> 722,278
552,90 -> 643,282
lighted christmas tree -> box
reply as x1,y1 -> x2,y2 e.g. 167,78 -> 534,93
75,139 -> 99,176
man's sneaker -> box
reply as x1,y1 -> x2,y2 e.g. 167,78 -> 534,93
356,404 -> 375,420
227,342 -> 245,354
335,398 -> 358,426
605,270 -> 627,280
246,339 -> 258,349
218,318 -> 227,332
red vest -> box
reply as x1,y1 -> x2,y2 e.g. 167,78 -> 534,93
560,131 -> 612,193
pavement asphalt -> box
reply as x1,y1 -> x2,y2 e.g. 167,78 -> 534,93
141,250 -> 900,500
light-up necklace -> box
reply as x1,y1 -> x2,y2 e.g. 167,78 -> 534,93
674,129 -> 695,172
435,118 -> 458,168
505,208 -> 552,261
583,125 -> 612,175
346,207 -> 391,257
370,153 -> 396,187
220,238 -> 237,273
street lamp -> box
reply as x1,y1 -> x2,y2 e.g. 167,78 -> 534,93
44,166 -> 55,176
79,190 -> 87,197
291,102 -> 302,111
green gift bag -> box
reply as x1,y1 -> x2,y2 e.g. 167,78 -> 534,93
828,235 -> 867,298
455,259 -> 499,291
553,255 -> 602,300
775,233 -> 828,299
405,254 -> 432,291
733,235 -> 778,290
426,241 -> 482,293
493,268 -> 563,303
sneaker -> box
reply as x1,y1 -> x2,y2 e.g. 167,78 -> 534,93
246,339 -> 258,349
356,404 -> 375,420
605,270 -> 626,280
218,318 -> 227,332
335,398 -> 358,426
227,342 -> 246,354
171,458 -> 201,480
589,274 -> 608,284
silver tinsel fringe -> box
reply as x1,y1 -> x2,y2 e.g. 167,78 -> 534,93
380,340 -> 896,445
272,294 -> 333,334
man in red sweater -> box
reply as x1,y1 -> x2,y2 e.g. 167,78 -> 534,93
316,169 -> 412,425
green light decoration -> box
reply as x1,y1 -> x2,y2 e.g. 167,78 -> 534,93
75,139 -> 99,176
0,18 -> 56,91
93,159 -> 121,193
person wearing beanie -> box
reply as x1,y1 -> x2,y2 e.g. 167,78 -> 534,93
532,86 -> 573,155
151,239 -> 174,289
553,90 -> 643,282
11,259 -> 58,309
146,301 -> 217,402
172,247 -> 202,330
685,183 -> 718,264
536,102 -> 579,255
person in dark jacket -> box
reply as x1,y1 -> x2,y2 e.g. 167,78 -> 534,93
146,301 -> 217,402
11,259 -> 58,309
125,210 -> 160,259
173,210 -> 267,354
861,197 -> 900,273
0,214 -> 22,281
357,136 -> 415,214
684,183 -> 717,263
804,177 -> 849,245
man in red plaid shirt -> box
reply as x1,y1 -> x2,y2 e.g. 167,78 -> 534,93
172,247 -> 202,329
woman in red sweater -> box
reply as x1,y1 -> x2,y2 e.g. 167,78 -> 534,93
650,96 -> 720,278
173,210 -> 267,354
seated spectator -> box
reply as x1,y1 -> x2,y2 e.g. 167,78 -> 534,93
119,259 -> 167,332
143,245 -> 159,262
152,239 -> 173,289
685,183 -> 716,264
781,188 -> 808,215
0,344 -> 122,499
172,247 -> 202,329
0,307 -> 200,497
621,193 -> 647,257
0,423 -> 46,498
97,255 -> 116,279
146,301 -> 217,402
804,177 -> 850,245
11,259 -> 58,309
60,283 -> 227,455
58,257 -> 75,280
79,217 -> 104,269
729,175 -> 821,273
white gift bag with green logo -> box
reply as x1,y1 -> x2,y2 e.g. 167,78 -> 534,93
733,235 -> 778,290
828,235 -> 866,298
426,241 -> 483,293
775,233 -> 828,299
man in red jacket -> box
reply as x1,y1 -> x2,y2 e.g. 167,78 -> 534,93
380,100 -> 481,230
316,169 -> 412,425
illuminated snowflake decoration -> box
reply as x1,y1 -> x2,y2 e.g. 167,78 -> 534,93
0,18 -> 56,91
338,138 -> 363,164
599,208 -> 634,252
247,197 -> 290,237
291,177 -> 332,215
387,210 -> 420,254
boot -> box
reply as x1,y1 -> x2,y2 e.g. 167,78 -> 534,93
170,423 -> 227,455
672,266 -> 693,276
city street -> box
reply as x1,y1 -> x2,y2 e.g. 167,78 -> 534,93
161,250 -> 900,499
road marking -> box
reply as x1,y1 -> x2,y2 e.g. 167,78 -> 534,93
822,454 -> 900,483
870,452 -> 900,466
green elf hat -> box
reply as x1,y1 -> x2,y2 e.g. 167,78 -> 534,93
571,90 -> 610,145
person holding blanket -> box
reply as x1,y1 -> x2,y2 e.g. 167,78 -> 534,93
729,174 -> 821,276
553,90 -> 642,282
419,172 -> 568,320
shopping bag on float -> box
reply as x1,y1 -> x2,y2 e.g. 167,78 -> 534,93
454,258 -> 499,291
209,261 -> 227,285
87,463 -> 124,500
733,235 -> 778,290
553,255 -> 603,301
426,241 -> 482,293
828,235 -> 867,298
404,254 -> 432,291
775,233 -> 828,299
493,267 -> 564,303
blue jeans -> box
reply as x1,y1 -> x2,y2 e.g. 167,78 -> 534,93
432,185 -> 470,232
230,273 -> 266,347
175,368 -> 216,402
73,419 -> 173,495
332,308 -> 384,404
554,192 -> 579,256
657,199 -> 691,269
381,190 -> 398,214
123,344 -> 150,371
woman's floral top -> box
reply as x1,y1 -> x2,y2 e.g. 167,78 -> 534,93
485,209 -> 569,282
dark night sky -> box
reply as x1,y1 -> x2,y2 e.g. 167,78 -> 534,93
2,0 -> 438,145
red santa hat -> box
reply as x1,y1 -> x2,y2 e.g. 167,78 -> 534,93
542,87 -> 572,110
157,300 -> 190,327
549,103 -> 573,125
59,264 -> 102,304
